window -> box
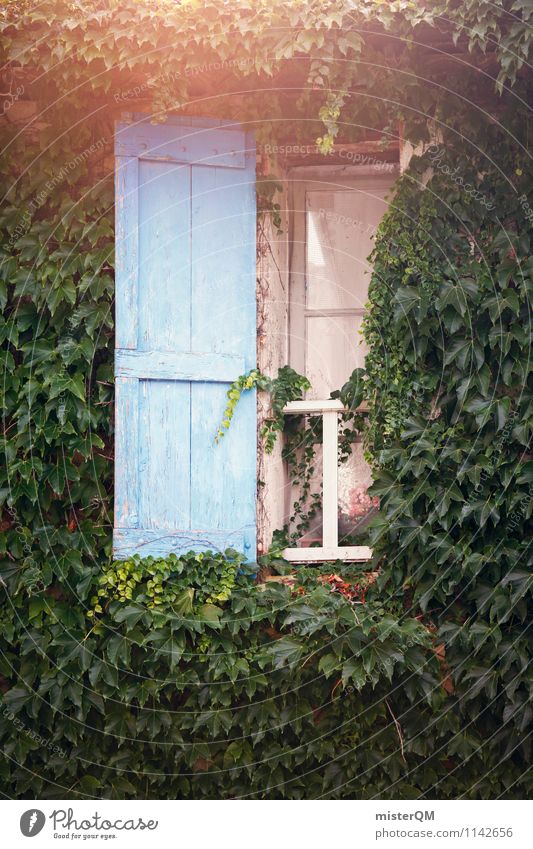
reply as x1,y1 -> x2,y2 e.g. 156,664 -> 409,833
283,167 -> 396,561
289,169 -> 395,397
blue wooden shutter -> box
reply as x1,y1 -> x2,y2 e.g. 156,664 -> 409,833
113,117 -> 256,559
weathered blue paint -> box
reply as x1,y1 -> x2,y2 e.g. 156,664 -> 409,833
114,116 -> 256,559
116,120 -> 246,169
113,528 -> 246,559
115,349 -> 245,381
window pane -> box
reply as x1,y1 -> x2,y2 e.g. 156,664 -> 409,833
288,425 -> 378,548
338,441 -> 379,542
305,314 -> 366,399
306,188 -> 390,310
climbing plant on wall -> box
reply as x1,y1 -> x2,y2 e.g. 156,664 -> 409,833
363,116 -> 532,784
0,0 -> 531,799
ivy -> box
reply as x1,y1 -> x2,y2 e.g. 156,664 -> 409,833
90,549 -> 248,615
0,0 -> 531,800
1,1 -> 532,146
217,366 -> 373,547
2,557 -> 502,800
363,123 -> 532,785
215,366 -> 310,452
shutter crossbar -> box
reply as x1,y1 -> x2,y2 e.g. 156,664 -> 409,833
116,349 -> 244,382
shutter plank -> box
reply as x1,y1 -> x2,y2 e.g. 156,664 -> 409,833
114,377 -> 139,527
138,159 -> 191,352
115,157 -> 138,350
189,152 -> 256,552
138,378 -> 191,531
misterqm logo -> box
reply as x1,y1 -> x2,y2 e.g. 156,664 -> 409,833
20,810 -> 46,837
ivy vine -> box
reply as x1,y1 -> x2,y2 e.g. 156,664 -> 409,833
0,0 -> 531,801
215,365 -> 310,452
217,365 -> 372,548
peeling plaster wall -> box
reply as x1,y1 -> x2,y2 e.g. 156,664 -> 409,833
399,119 -> 441,175
256,161 -> 290,554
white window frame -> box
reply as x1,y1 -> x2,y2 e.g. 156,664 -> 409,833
288,165 -> 398,383
281,399 -> 372,563
283,165 -> 398,562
